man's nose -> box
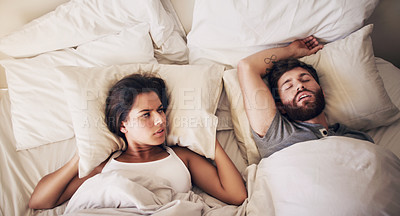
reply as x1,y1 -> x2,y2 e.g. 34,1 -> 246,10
296,82 -> 305,91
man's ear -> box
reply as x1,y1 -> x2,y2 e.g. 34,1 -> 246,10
276,102 -> 286,114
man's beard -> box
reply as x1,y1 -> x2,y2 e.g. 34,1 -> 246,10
282,88 -> 325,121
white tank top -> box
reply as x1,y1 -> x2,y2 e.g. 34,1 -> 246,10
101,147 -> 192,193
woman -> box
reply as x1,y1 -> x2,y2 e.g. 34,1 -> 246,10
29,73 -> 247,210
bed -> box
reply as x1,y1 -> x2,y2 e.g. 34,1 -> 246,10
1,0 -> 400,215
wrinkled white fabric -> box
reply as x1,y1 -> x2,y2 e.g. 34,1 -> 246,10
0,0 -> 176,57
247,136 -> 400,216
63,169 -> 245,216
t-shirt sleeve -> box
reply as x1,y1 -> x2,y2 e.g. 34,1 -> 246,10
251,111 -> 296,157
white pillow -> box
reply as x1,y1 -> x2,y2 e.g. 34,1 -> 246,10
75,23 -> 157,65
223,25 -> 399,163
187,0 -> 379,67
1,24 -> 157,150
300,24 -> 399,130
2,50 -> 82,150
223,69 -> 260,165
0,51 -> 11,89
375,58 -> 400,109
155,0 -> 189,64
58,64 -> 225,177
0,0 -> 185,61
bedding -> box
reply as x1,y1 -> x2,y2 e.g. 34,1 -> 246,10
0,91 -> 245,216
1,0 -> 400,216
187,0 -> 379,66
58,63 -> 224,177
63,170 -> 244,215
1,32 -> 158,150
1,48 -> 156,150
299,25 -> 399,130
223,24 -> 400,164
366,57 -> 400,160
223,69 -> 261,165
0,0 -> 186,59
0,92 -> 76,216
0,0 -> 187,150
247,136 -> 400,216
74,23 -> 157,65
63,170 -> 206,214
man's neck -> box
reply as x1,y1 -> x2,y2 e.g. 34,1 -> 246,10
301,112 -> 329,129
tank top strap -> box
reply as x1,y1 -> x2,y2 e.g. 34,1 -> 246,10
165,146 -> 179,158
103,150 -> 123,168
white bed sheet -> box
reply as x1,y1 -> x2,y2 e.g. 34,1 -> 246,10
0,92 -> 75,216
1,57 -> 400,216
0,90 -> 246,216
0,1 -> 246,215
1,1 -> 399,215
367,58 -> 400,158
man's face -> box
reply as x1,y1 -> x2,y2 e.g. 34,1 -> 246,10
276,67 -> 325,121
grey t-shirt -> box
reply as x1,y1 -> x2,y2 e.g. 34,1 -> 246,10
252,112 -> 374,158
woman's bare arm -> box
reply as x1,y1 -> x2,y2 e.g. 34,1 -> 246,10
174,139 -> 247,205
29,153 -> 105,209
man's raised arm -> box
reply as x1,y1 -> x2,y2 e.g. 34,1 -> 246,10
237,36 -> 323,137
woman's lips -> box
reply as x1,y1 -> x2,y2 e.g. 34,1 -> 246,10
154,128 -> 165,136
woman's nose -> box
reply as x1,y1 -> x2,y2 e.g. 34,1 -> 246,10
154,113 -> 165,126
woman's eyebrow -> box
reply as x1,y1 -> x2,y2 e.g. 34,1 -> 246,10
138,104 -> 163,113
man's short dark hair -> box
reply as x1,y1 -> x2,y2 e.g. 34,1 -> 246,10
267,58 -> 319,102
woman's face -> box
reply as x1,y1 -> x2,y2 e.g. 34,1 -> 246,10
120,91 -> 167,147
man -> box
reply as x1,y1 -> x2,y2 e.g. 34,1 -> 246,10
237,36 -> 374,158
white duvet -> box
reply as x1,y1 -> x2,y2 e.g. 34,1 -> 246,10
61,136 -> 400,216
63,170 -> 245,216
247,136 -> 400,216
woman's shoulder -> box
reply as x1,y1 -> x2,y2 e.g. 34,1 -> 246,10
169,145 -> 197,164
170,145 -> 205,160
170,145 -> 190,155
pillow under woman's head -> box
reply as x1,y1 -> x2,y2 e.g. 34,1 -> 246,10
58,63 -> 225,177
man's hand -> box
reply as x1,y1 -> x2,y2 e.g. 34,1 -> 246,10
289,36 -> 323,59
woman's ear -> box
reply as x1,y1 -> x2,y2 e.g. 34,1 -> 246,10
120,122 -> 127,134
